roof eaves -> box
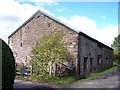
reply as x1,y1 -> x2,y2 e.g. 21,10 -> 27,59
79,32 -> 113,50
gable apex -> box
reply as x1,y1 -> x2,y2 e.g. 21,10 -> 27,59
8,10 -> 79,38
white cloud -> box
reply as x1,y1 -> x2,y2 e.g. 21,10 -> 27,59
57,15 -> 97,35
14,0 -> 119,2
0,0 -> 118,47
34,1 -> 58,6
57,15 -> 118,46
38,7 -> 55,16
95,25 -> 118,46
16,0 -> 56,2
0,0 -> 54,43
42,0 -> 53,2
101,16 -> 106,19
0,0 -> 38,43
56,8 -> 62,12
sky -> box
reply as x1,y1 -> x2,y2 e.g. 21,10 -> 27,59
0,0 -> 119,47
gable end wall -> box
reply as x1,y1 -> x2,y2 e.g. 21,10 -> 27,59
8,13 -> 79,70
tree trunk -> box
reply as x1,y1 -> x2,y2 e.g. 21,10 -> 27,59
49,65 -> 52,75
53,63 -> 57,76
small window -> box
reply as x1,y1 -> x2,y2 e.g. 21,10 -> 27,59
98,58 -> 102,64
27,26 -> 30,29
98,55 -> 102,64
37,15 -> 40,18
70,42 -> 72,44
89,52 -> 91,55
20,43 -> 22,47
106,58 -> 109,64
48,23 -> 50,27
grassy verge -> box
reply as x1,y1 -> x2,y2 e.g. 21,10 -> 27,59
82,65 -> 117,81
15,63 -> 117,85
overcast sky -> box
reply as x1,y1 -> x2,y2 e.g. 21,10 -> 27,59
0,0 -> 119,46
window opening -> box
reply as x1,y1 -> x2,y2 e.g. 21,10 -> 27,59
98,55 -> 102,64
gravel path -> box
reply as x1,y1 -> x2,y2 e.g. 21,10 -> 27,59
13,71 -> 119,90
68,73 -> 118,88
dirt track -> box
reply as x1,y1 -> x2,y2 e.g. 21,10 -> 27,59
13,71 -> 119,90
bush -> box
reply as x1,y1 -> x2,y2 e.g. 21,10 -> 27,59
0,39 -> 16,88
111,34 -> 120,63
29,31 -> 74,80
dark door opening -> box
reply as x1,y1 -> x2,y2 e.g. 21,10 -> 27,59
90,58 -> 93,72
83,57 -> 88,72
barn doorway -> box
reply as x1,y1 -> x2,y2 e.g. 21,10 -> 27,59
90,58 -> 93,72
83,57 -> 88,72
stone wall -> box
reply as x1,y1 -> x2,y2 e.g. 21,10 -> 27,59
78,33 -> 114,75
8,12 -> 78,68
8,11 -> 114,75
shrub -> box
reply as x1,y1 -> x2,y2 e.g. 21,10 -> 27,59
0,38 -> 16,88
29,31 -> 74,79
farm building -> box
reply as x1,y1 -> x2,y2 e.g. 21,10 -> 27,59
8,10 -> 114,76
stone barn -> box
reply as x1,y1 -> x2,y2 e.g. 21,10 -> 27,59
8,10 -> 114,75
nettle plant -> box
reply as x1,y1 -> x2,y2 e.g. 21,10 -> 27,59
29,31 -> 74,77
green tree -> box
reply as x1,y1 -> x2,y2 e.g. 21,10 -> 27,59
0,38 -> 15,88
111,34 -> 120,63
29,32 -> 73,77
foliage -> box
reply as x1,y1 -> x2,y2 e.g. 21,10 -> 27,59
86,64 -> 117,80
29,32 -> 74,77
111,34 -> 120,48
0,38 -> 16,88
111,34 -> 120,62
16,63 -> 117,85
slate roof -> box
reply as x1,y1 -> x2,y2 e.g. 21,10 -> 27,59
8,10 -> 113,50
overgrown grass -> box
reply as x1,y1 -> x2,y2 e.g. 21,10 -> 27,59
76,62 -> 117,83
15,62 -> 117,85
85,65 -> 117,80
